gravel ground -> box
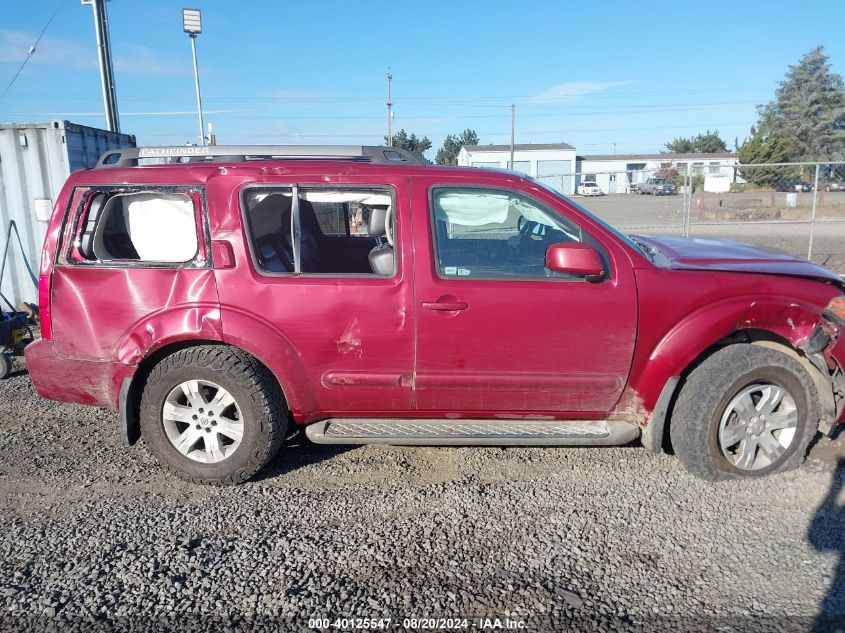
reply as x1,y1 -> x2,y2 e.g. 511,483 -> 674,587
0,352 -> 844,632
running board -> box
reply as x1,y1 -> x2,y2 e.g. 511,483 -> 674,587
304,418 -> 640,446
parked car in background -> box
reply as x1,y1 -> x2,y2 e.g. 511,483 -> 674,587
778,179 -> 813,192
25,144 -> 845,485
577,181 -> 604,196
639,178 -> 677,195
824,181 -> 845,192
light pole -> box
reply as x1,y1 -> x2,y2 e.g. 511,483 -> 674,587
386,69 -> 393,146
82,0 -> 120,133
182,8 -> 205,146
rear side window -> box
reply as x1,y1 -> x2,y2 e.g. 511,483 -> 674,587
63,188 -> 205,266
242,186 -> 395,276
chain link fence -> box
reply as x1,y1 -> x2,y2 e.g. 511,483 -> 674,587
542,161 -> 845,274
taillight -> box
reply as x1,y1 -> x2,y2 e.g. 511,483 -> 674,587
38,274 -> 52,340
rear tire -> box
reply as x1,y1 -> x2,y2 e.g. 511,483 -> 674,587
140,345 -> 287,485
670,345 -> 818,480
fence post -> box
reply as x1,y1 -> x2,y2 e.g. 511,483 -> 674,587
808,163 -> 820,260
683,163 -> 692,237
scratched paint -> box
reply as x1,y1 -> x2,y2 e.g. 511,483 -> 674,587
336,318 -> 363,358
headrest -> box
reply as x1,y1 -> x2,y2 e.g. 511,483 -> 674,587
250,194 -> 292,238
368,206 -> 389,237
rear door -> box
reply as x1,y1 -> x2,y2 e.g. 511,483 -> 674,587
214,174 -> 415,415
411,176 -> 638,416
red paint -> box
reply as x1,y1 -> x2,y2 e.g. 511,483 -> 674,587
23,160 -> 845,433
545,242 -> 604,277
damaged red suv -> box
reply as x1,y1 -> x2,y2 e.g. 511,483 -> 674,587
25,145 -> 845,484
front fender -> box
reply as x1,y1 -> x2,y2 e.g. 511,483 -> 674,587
616,297 -> 827,422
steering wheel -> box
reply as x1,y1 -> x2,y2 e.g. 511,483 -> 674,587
385,206 -> 394,247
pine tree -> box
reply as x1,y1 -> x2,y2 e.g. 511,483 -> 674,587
758,46 -> 845,161
384,130 -> 432,156
737,126 -> 792,187
435,129 -> 480,165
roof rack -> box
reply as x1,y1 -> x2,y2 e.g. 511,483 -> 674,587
95,145 -> 430,168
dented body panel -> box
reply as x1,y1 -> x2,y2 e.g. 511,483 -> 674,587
23,159 -> 845,441
613,266 -> 843,425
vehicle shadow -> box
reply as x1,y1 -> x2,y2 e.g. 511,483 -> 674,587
252,435 -> 356,481
809,456 -> 845,632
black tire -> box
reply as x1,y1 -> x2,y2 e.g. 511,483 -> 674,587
670,345 -> 819,481
140,345 -> 287,485
0,353 -> 10,379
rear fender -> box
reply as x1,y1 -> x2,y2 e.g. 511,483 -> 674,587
114,303 -> 224,365
117,307 -> 314,425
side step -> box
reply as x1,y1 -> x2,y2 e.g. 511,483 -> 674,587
304,418 -> 640,446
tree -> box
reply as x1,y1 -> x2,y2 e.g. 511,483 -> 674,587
435,129 -> 480,165
736,125 -> 792,187
664,130 -> 728,153
758,46 -> 845,161
385,129 -> 432,155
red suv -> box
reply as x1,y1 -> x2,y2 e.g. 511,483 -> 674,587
25,145 -> 845,484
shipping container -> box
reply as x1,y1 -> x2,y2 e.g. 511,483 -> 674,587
0,120 -> 135,307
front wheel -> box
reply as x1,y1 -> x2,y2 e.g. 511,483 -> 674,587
140,346 -> 287,485
670,345 -> 818,480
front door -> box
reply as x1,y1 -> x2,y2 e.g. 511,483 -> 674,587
411,177 -> 638,417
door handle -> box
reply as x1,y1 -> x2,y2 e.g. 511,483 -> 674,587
422,300 -> 468,311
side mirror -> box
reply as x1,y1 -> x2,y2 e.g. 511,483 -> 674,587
545,242 -> 605,281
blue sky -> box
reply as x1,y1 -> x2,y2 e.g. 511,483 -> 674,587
1,0 -> 842,158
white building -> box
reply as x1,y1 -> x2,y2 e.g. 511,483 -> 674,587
457,144 -> 739,195
457,143 -> 578,194
576,152 -> 738,194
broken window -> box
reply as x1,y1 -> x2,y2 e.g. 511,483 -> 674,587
430,187 -> 584,280
242,186 -> 395,276
68,189 -> 202,265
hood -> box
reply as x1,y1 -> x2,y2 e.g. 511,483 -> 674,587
631,235 -> 842,283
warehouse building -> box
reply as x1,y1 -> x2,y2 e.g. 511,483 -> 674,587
576,152 -> 738,193
458,143 -> 738,195
457,143 -> 578,194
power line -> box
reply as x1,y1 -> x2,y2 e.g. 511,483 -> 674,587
0,0 -> 68,100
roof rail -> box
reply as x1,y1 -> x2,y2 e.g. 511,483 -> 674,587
95,145 -> 430,168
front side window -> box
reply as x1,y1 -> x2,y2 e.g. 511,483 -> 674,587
66,189 -> 202,266
242,186 -> 394,276
430,187 -> 582,279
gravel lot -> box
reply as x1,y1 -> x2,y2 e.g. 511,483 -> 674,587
0,352 -> 843,632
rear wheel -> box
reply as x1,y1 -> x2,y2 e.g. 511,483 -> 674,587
670,345 -> 818,480
140,346 -> 287,485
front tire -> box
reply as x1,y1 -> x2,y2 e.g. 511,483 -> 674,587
670,345 -> 818,480
140,346 -> 287,485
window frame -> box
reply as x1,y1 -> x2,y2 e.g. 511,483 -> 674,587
239,182 -> 398,279
427,183 -> 609,284
58,184 -> 210,269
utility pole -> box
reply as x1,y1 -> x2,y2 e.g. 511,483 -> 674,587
613,142 -> 617,156
84,0 -> 120,133
510,104 -> 516,169
386,68 -> 393,146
